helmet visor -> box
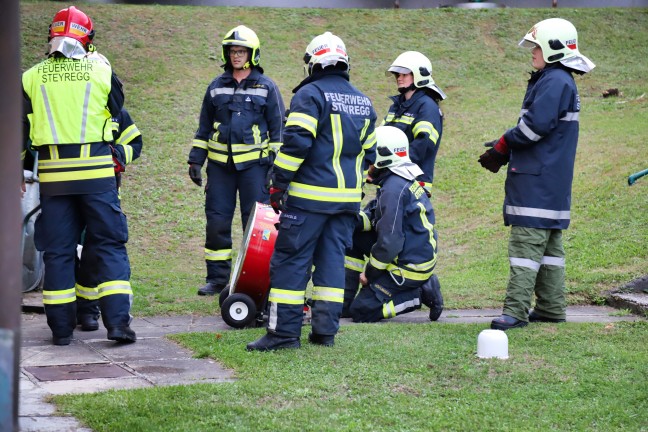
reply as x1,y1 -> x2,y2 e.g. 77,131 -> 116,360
48,36 -> 87,59
518,38 -> 538,49
387,65 -> 412,76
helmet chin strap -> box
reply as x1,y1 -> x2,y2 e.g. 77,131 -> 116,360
398,83 -> 416,94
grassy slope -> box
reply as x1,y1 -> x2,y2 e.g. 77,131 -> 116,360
20,3 -> 648,315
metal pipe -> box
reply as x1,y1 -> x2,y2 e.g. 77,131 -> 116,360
0,0 -> 23,429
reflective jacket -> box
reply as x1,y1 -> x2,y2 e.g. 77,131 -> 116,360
381,90 -> 443,192
503,65 -> 580,230
189,68 -> 285,170
273,69 -> 377,214
22,55 -> 124,196
365,170 -> 437,288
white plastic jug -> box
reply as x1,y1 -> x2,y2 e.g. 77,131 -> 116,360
477,329 -> 509,359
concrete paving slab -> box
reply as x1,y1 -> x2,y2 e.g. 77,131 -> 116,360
88,338 -> 193,362
19,376 -> 56,417
126,358 -> 235,385
20,342 -> 109,367
19,415 -> 93,432
37,375 -> 154,395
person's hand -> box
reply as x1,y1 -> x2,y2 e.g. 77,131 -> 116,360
359,272 -> 368,286
478,136 -> 509,173
188,164 -> 203,186
269,186 -> 287,214
110,145 -> 126,173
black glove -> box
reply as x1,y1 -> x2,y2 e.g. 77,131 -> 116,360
478,136 -> 509,173
478,148 -> 509,173
269,186 -> 287,214
188,163 -> 203,186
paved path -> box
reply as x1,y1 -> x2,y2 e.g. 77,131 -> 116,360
18,306 -> 643,431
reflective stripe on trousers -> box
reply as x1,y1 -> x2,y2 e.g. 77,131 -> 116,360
504,226 -> 566,321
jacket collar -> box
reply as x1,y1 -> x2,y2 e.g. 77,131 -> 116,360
292,69 -> 350,94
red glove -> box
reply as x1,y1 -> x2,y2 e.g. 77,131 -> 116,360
269,186 -> 287,214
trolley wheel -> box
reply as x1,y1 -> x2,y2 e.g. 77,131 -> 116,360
221,293 -> 257,329
218,284 -> 231,308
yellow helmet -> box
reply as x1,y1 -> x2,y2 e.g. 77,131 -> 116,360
221,25 -> 261,68
519,18 -> 594,73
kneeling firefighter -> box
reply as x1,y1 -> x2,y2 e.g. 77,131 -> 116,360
347,126 -> 443,322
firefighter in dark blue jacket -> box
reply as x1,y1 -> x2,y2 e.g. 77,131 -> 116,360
247,31 -> 377,351
343,51 -> 446,317
382,51 -> 446,194
76,107 -> 143,332
346,126 -> 439,322
478,18 -> 595,330
22,6 -> 136,345
188,25 -> 285,296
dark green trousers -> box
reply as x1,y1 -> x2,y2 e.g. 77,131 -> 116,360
503,226 -> 566,322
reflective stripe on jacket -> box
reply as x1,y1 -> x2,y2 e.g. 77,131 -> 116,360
273,70 -> 377,214
381,90 -> 443,191
503,65 -> 580,230
189,68 -> 285,170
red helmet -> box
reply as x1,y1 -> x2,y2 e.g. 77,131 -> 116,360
49,6 -> 94,48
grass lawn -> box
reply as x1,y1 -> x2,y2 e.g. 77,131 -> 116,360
53,322 -> 648,431
20,2 -> 648,316
19,2 -> 648,430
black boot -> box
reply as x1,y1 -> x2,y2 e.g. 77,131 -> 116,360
420,275 -> 444,321
197,282 -> 224,296
246,333 -> 300,351
490,315 -> 528,331
107,326 -> 137,343
52,335 -> 72,346
529,310 -> 566,323
78,314 -> 99,331
308,332 -> 335,347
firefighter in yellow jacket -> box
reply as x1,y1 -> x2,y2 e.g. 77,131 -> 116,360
22,6 -> 136,345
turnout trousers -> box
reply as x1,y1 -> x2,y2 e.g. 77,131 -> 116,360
35,190 -> 133,338
349,274 -> 422,323
343,229 -> 375,313
204,161 -> 270,286
503,226 -> 566,322
267,207 -> 355,338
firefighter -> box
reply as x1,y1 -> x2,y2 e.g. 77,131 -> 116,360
22,6 -> 136,345
346,126 -> 439,322
478,18 -> 595,330
247,31 -> 377,351
76,107 -> 143,332
188,25 -> 285,296
343,51 -> 446,318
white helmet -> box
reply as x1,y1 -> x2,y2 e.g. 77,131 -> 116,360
519,18 -> 595,73
374,126 -> 423,179
374,126 -> 412,169
386,51 -> 446,100
303,31 -> 349,76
